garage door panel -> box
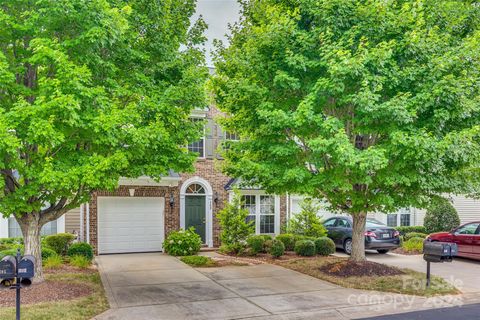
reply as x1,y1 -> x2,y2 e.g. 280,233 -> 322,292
98,197 -> 165,254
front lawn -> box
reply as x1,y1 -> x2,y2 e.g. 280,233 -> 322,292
276,256 -> 459,297
0,267 -> 109,320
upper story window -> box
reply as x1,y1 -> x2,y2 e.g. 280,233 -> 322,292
187,118 -> 205,158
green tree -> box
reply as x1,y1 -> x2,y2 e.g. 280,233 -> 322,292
424,197 -> 461,233
0,0 -> 207,280
211,0 -> 480,262
217,190 -> 254,254
287,198 -> 326,238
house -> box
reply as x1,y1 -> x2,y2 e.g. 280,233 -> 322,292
76,106 -> 288,255
1,106 -> 477,254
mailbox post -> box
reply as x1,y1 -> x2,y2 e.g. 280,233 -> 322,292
423,241 -> 457,288
0,248 -> 35,320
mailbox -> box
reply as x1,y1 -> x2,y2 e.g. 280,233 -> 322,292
18,255 -> 35,286
0,256 -> 16,287
423,241 -> 458,263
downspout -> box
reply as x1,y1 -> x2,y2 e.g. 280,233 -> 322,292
86,202 -> 90,244
286,193 -> 290,227
80,204 -> 84,242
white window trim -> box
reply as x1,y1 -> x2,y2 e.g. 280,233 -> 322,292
229,190 -> 280,235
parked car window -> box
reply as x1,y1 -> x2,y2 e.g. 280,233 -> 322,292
323,218 -> 337,227
337,219 -> 350,228
366,218 -> 386,228
456,223 -> 480,235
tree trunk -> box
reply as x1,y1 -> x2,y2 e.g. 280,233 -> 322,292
17,215 -> 44,283
350,212 -> 367,262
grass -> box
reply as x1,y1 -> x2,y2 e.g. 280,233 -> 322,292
43,255 -> 63,269
70,255 -> 92,269
180,255 -> 216,267
0,271 -> 109,320
277,256 -> 459,297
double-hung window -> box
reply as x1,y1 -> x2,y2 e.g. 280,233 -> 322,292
8,217 -> 57,237
241,194 -> 279,235
187,118 -> 205,158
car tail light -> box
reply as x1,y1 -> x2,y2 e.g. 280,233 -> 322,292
364,231 -> 377,238
393,231 -> 400,238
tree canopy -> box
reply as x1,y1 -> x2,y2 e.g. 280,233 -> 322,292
211,0 -> 480,260
0,0 -> 207,278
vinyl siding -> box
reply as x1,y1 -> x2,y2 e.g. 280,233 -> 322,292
451,195 -> 480,224
65,207 -> 80,234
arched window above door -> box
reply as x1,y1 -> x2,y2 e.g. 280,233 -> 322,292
186,183 -> 205,194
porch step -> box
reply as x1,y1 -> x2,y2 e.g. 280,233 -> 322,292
200,247 -> 219,252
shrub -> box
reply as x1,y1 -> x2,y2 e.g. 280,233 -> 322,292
395,226 -> 427,236
217,190 -> 254,254
424,198 -> 461,234
293,234 -> 316,243
45,233 -> 76,255
67,243 -> 94,261
404,232 -> 428,241
276,234 -> 295,251
270,239 -> 285,258
44,255 -> 63,269
0,248 -> 23,259
180,255 -> 215,267
70,255 -> 91,269
264,239 -> 273,252
287,198 -> 327,238
0,237 -> 23,245
294,240 -> 316,257
219,243 -> 246,255
41,247 -> 58,261
261,235 -> 273,241
246,235 -> 265,255
163,227 -> 202,256
403,237 -> 424,252
314,237 -> 336,256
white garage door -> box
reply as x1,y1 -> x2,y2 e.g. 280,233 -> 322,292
98,197 -> 164,254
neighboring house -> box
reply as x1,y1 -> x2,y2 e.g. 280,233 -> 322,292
0,208 -> 80,238
288,194 -> 479,228
77,106 -> 288,255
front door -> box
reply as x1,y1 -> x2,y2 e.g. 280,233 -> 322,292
185,196 -> 206,243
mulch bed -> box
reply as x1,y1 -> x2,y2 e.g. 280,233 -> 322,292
319,260 -> 405,277
0,280 -> 93,307
220,251 -> 318,263
210,255 -> 262,267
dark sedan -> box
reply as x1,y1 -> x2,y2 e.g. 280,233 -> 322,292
323,216 -> 400,254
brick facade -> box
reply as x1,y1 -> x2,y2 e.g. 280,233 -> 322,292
85,107 -> 288,255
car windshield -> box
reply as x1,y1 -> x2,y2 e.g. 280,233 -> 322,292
366,218 -> 386,228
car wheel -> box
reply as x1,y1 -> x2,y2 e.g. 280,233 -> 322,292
343,238 -> 352,255
377,249 -> 389,254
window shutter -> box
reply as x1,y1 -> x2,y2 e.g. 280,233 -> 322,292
205,119 -> 216,159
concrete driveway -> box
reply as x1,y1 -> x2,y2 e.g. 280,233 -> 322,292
92,253 -> 464,320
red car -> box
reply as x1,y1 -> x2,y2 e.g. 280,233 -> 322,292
426,221 -> 480,260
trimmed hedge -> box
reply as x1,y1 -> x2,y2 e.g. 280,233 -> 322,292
246,235 -> 265,255
270,239 -> 285,258
45,233 -> 76,255
294,240 -> 316,257
41,247 -> 58,261
404,232 -> 428,241
424,198 -> 460,233
67,242 -> 94,261
276,234 -> 295,251
396,226 -> 427,236
314,237 -> 336,256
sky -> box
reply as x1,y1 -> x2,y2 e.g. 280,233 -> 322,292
191,0 -> 241,67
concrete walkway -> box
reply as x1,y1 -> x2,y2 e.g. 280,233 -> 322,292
93,253 -> 464,320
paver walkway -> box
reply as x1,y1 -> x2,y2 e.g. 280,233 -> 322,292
93,253 -> 465,320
